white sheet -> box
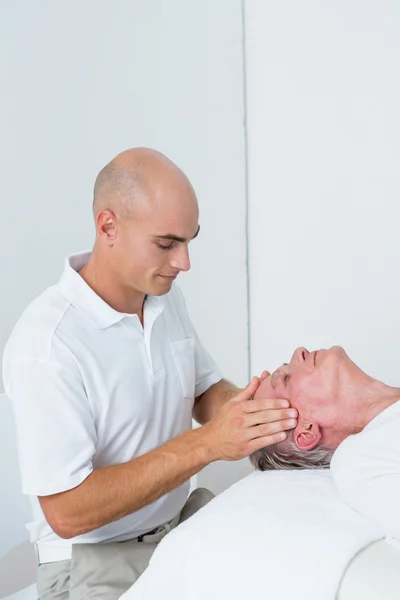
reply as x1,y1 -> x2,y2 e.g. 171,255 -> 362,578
331,400 -> 400,549
121,470 -> 383,600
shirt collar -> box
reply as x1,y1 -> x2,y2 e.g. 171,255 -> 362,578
57,251 -> 166,329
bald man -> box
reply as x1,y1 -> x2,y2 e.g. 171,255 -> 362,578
3,148 -> 297,599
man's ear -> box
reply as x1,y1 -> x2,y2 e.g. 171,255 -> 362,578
293,421 -> 322,451
96,209 -> 118,245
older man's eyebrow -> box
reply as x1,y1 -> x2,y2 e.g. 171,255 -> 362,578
270,365 -> 290,390
270,370 -> 280,389
154,225 -> 200,243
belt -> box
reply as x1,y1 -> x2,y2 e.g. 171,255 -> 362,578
36,513 -> 181,565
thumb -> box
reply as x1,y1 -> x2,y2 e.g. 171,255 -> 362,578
236,376 -> 260,402
260,370 -> 271,382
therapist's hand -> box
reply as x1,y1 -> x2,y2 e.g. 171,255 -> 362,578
202,377 -> 298,462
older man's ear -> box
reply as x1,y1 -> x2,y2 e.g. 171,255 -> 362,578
293,421 -> 322,451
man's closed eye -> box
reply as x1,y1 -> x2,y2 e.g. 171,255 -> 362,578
283,374 -> 291,387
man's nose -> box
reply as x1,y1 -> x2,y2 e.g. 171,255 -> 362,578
292,346 -> 309,363
170,245 -> 191,272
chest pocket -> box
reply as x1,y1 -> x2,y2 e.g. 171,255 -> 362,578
170,338 -> 196,399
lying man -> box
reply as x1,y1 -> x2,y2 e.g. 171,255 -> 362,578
118,345 -> 400,600
251,345 -> 400,544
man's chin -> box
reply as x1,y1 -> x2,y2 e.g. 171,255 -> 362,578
149,275 -> 175,296
329,345 -> 347,358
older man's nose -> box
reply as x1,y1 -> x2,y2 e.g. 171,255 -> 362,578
292,347 -> 309,363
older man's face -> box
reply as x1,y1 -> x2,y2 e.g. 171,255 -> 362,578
255,346 -> 351,446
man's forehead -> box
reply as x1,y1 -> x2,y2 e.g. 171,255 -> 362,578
152,224 -> 200,243
272,362 -> 289,375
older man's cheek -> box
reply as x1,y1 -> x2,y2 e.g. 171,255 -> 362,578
253,377 -> 276,400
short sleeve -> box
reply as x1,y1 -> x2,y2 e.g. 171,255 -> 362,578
5,359 -> 96,496
173,286 -> 222,397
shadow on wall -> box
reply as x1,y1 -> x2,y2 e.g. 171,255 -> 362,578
0,395 -> 36,598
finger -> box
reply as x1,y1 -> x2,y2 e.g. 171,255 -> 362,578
243,397 -> 291,413
246,419 -> 297,441
246,409 -> 298,427
234,377 -> 260,402
246,431 -> 288,454
260,370 -> 270,382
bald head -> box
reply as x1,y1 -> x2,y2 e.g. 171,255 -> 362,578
87,147 -> 200,300
93,148 -> 194,219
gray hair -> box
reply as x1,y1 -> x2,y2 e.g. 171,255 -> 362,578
250,430 -> 333,471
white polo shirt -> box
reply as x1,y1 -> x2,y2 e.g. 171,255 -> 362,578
3,251 -> 221,557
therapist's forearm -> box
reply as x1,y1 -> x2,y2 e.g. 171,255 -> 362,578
39,426 -> 212,540
193,379 -> 241,424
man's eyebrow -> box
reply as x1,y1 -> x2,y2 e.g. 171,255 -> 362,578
154,225 -> 200,243
270,364 -> 289,390
270,370 -> 279,389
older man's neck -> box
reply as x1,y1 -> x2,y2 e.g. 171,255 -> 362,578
358,381 -> 400,429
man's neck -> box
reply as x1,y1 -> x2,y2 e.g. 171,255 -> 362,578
361,388 -> 400,428
350,378 -> 400,431
79,249 -> 146,317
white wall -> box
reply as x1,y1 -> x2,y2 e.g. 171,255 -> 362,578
0,0 -> 251,504
245,1 -> 400,382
